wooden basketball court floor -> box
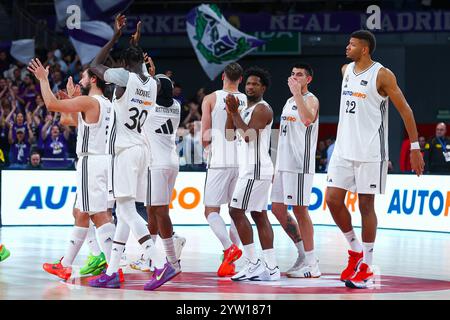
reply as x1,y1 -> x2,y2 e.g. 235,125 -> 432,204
0,225 -> 449,300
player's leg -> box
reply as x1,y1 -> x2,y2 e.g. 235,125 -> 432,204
270,171 -> 305,272
326,154 -> 364,281
227,169 -> 241,247
205,169 -> 242,276
79,220 -> 105,276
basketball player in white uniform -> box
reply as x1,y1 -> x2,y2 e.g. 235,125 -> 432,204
225,67 -> 280,281
271,63 -> 321,278
326,30 -> 424,289
86,15 -> 172,290
27,61 -> 116,281
201,63 -> 245,277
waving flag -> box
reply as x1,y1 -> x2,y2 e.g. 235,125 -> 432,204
0,39 -> 35,65
54,0 -> 133,26
67,21 -> 114,65
186,4 -> 265,80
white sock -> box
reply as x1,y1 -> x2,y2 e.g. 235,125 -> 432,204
229,219 -> 241,247
343,229 -> 363,252
294,240 -> 306,260
151,234 -> 158,244
262,248 -> 277,270
86,221 -> 101,256
305,250 -> 316,266
96,222 -> 116,264
243,243 -> 258,264
162,237 -> 177,265
106,217 -> 130,276
207,212 -> 233,249
61,226 -> 88,267
362,242 -> 374,267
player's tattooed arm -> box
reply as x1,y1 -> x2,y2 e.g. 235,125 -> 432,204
91,14 -> 126,80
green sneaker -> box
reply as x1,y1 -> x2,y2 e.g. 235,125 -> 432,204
80,252 -> 107,275
0,244 -> 10,262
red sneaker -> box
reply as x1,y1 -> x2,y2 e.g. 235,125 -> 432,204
217,244 -> 242,277
345,263 -> 374,289
340,250 -> 363,282
43,258 -> 72,281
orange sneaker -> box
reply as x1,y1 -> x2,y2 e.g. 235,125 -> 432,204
118,268 -> 125,282
217,244 -> 242,277
345,263 -> 374,289
340,250 -> 363,282
43,258 -> 72,281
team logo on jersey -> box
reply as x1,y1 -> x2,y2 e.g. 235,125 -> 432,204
360,80 -> 368,86
292,105 -> 298,110
131,98 -> 153,106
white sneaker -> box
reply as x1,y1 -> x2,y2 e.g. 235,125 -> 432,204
249,263 -> 281,281
231,259 -> 266,281
129,254 -> 152,272
287,259 -> 321,278
173,233 -> 186,260
286,254 -> 306,275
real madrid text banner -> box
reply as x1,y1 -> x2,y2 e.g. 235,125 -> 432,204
186,4 -> 265,80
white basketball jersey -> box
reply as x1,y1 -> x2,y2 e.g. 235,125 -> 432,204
236,100 -> 274,180
144,99 -> 181,169
76,95 -> 112,156
108,73 -> 157,155
335,62 -> 389,162
276,92 -> 318,174
207,89 -> 247,168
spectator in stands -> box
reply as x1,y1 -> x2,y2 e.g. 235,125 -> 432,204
7,111 -> 33,145
424,122 -> 450,174
50,70 -> 64,93
325,136 -> 335,172
181,100 -> 202,128
41,122 -> 69,160
0,51 -> 11,75
195,87 -> 206,106
316,140 -> 326,173
8,127 -> 30,169
20,75 -> 39,111
179,121 -> 205,171
27,151 -> 42,170
173,82 -> 185,106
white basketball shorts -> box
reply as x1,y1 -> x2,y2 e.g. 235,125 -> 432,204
75,155 -> 109,214
271,171 -> 314,206
327,152 -> 388,194
146,168 -> 178,206
111,145 -> 149,202
203,168 -> 239,207
230,178 -> 271,212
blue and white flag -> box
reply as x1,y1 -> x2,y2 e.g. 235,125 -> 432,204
0,39 -> 35,65
54,0 -> 133,26
186,4 -> 265,80
67,21 -> 114,65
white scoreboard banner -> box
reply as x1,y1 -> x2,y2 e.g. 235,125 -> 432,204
1,170 -> 449,233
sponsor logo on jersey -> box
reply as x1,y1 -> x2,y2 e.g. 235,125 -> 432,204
131,98 -> 153,106
281,116 -> 297,122
360,80 -> 368,86
292,105 -> 298,110
342,90 -> 367,99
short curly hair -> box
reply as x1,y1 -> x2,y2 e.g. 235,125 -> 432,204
244,66 -> 271,89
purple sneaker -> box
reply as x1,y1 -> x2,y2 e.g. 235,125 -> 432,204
144,261 -> 181,291
88,272 -> 120,288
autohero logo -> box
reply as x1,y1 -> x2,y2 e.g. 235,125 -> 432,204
20,186 -> 77,210
131,98 -> 153,106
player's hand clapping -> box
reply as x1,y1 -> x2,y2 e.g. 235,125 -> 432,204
27,58 -> 49,82
130,21 -> 142,46
225,94 -> 239,114
114,14 -> 127,39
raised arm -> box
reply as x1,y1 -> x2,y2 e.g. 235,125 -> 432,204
378,67 -> 424,176
90,14 -> 126,81
201,93 -> 215,148
288,77 -> 319,126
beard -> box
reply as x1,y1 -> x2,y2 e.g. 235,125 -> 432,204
80,83 -> 91,96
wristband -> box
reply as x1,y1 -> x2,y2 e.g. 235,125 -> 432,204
410,141 -> 420,150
